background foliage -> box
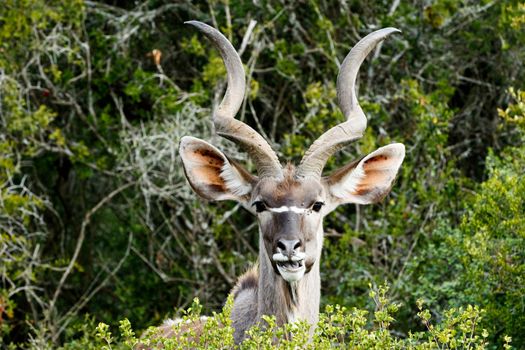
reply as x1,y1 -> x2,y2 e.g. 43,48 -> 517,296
1,0 -> 524,348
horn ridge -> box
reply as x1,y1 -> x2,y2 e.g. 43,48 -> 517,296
186,21 -> 283,178
296,27 -> 400,179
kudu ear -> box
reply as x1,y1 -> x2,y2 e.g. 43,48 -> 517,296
179,136 -> 256,202
324,143 -> 405,205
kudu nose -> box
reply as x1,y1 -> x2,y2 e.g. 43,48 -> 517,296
276,239 -> 302,258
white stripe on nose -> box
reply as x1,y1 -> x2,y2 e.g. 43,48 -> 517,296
267,206 -> 307,214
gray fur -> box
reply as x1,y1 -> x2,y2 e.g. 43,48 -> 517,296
231,287 -> 259,343
230,227 -> 322,343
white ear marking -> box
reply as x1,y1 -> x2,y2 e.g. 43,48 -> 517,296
221,163 -> 252,197
328,143 -> 405,205
330,165 -> 365,199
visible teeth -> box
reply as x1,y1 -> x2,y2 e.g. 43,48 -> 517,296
276,260 -> 303,269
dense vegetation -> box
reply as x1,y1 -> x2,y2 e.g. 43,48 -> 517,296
1,0 -> 524,348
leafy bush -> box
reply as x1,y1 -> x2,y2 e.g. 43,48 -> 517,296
408,89 -> 525,347
58,285 -> 511,349
1,0 -> 525,348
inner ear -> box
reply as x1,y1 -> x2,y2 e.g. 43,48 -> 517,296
179,136 -> 256,201
324,143 -> 405,205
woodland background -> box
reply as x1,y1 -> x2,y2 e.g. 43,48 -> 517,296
1,0 -> 524,349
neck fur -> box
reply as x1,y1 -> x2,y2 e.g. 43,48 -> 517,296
256,236 -> 321,327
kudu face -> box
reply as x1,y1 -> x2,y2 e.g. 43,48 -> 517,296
253,176 -> 325,283
179,21 -> 405,287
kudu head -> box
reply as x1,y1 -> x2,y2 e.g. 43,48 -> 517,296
179,21 -> 405,284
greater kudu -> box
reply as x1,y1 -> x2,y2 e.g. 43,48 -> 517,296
177,20 -> 404,344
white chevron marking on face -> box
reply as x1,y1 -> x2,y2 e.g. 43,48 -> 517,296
267,206 -> 307,214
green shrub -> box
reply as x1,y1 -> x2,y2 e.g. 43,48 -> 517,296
67,285 -> 511,349
408,89 -> 525,347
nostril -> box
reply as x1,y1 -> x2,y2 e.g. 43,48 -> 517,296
276,239 -> 302,256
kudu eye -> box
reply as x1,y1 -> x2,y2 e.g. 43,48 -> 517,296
253,201 -> 267,213
312,201 -> 325,212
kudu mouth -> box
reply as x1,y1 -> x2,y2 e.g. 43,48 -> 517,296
272,252 -> 310,283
